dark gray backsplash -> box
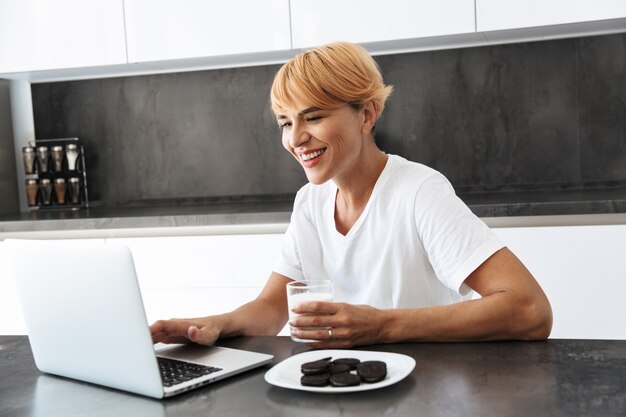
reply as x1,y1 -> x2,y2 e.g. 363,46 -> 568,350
32,34 -> 626,207
32,65 -> 304,206
375,33 -> 626,190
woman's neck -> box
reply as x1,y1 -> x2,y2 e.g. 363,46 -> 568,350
334,145 -> 388,212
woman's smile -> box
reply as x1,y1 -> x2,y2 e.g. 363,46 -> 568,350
299,147 -> 327,167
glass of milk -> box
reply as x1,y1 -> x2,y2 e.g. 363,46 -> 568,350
286,280 -> 334,343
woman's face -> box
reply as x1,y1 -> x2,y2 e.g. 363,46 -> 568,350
276,102 -> 372,185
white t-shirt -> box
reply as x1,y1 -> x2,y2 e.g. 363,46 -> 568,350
273,154 -> 505,309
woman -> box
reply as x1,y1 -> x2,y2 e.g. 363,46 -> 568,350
151,42 -> 552,348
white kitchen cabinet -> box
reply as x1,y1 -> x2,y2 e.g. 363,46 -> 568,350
0,0 -> 127,74
104,234 -> 286,329
107,235 -> 283,290
476,0 -> 626,32
123,0 -> 291,63
0,241 -> 26,335
493,225 -> 626,340
290,0 -> 476,49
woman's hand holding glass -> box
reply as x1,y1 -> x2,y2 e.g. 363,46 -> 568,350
289,301 -> 386,348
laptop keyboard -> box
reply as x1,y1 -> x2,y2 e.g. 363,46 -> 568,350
158,357 -> 222,387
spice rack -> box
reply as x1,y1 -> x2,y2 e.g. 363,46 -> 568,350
22,138 -> 89,210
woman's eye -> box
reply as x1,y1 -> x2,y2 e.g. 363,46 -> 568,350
278,122 -> 292,129
306,116 -> 322,122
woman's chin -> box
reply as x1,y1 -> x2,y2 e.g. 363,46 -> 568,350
305,172 -> 330,185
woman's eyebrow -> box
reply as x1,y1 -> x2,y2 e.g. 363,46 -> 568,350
299,107 -> 321,116
276,107 -> 322,120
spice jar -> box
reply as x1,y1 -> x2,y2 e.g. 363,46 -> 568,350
68,177 -> 81,204
66,143 -> 80,171
51,145 -> 65,172
22,146 -> 36,174
25,179 -> 39,206
36,146 -> 50,173
39,178 -> 52,205
54,178 -> 67,205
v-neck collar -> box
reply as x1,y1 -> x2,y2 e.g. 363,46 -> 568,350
328,155 -> 393,239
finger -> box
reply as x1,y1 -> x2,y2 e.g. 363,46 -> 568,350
292,301 -> 339,315
150,320 -> 194,343
187,325 -> 217,345
152,327 -> 190,344
149,320 -> 168,335
151,329 -> 189,344
290,314 -> 333,330
291,327 -> 334,343
150,319 -> 187,336
313,328 -> 355,349
160,335 -> 191,344
151,330 -> 168,343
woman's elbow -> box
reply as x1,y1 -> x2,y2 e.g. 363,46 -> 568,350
517,295 -> 553,340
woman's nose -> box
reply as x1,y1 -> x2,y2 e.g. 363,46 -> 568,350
289,124 -> 310,148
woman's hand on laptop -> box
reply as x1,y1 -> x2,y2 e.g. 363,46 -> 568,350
150,318 -> 220,345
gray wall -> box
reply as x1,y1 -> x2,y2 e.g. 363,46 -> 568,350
31,33 -> 626,207
0,80 -> 18,215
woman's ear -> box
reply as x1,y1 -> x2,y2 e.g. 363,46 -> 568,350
361,101 -> 378,134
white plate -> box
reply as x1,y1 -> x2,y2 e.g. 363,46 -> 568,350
264,349 -> 416,393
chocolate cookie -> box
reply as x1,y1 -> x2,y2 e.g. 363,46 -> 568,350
301,357 -> 332,375
356,360 -> 387,383
329,363 -> 351,374
329,372 -> 361,387
301,373 -> 330,387
332,358 -> 361,370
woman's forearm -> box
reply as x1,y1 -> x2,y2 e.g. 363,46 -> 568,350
215,295 -> 289,339
214,272 -> 292,339
381,289 -> 552,343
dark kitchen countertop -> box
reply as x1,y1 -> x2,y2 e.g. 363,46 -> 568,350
2,187 -> 626,236
460,186 -> 626,217
0,199 -> 295,235
1,335 -> 625,417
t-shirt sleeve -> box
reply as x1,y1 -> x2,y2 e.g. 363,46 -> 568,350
272,216 -> 305,281
273,186 -> 308,281
415,173 -> 505,295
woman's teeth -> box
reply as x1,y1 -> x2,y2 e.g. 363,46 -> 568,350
301,148 -> 327,161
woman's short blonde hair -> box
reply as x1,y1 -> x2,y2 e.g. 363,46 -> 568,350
270,42 -> 393,119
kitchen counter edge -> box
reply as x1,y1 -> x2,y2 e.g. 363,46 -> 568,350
3,194 -> 626,239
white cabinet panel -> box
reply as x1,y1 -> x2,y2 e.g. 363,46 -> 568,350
291,0 -> 475,49
0,242 -> 26,335
0,0 -> 127,73
107,234 -> 284,289
124,0 -> 291,63
476,0 -> 626,32
110,234 -> 288,335
140,289 -> 290,335
493,225 -> 626,340
141,287 -> 261,324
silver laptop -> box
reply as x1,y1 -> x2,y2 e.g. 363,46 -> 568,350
9,241 -> 273,399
